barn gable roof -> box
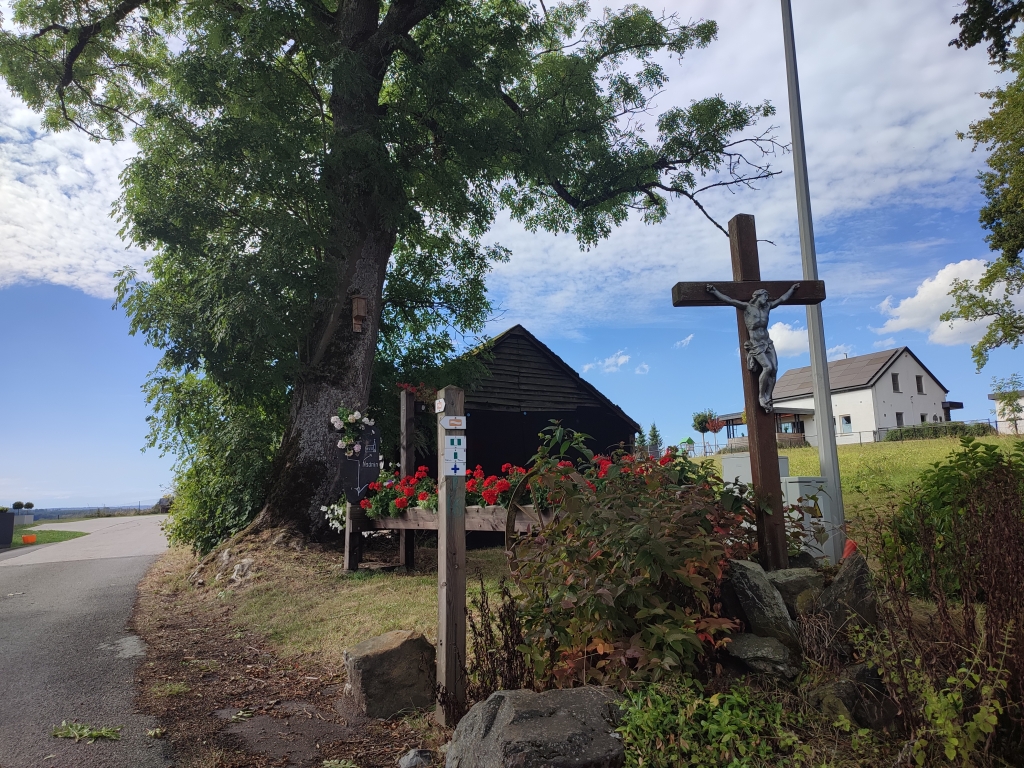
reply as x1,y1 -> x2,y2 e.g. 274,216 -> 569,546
773,346 -> 949,402
466,325 -> 641,432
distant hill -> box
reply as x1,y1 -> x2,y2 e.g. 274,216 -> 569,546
29,503 -> 162,520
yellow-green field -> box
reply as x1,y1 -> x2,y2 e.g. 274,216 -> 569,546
715,435 -> 1021,536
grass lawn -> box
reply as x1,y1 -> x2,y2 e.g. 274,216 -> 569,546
714,435 -> 1022,538
9,523 -> 88,548
192,535 -> 510,670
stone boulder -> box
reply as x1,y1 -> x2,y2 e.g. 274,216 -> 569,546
724,634 -> 799,680
788,551 -> 820,570
764,568 -> 825,619
806,679 -> 858,723
343,630 -> 435,719
446,687 -> 624,768
845,663 -> 899,732
818,552 -> 878,629
724,560 -> 801,653
399,749 -> 435,768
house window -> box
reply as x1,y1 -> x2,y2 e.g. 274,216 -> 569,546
892,373 -> 901,392
920,413 -> 928,423
896,412 -> 904,427
840,415 -> 852,434
916,375 -> 925,394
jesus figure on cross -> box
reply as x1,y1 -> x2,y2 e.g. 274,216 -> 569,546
705,282 -> 801,413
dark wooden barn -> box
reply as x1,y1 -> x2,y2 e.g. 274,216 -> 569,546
463,325 -> 640,474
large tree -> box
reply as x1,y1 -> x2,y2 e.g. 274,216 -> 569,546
943,34 -> 1024,369
0,0 -> 781,537
951,0 -> 1024,63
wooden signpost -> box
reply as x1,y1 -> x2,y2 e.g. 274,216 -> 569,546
435,385 -> 466,724
672,214 -> 827,571
399,388 -> 417,569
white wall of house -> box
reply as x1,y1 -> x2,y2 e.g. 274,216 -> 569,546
871,350 -> 948,431
775,350 -> 948,445
993,395 -> 1024,434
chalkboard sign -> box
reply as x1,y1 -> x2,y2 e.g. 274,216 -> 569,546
340,424 -> 382,505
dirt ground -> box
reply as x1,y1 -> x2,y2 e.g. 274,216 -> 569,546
132,531 -> 450,768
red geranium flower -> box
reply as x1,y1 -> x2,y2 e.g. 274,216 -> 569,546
557,460 -> 573,468
482,489 -> 499,505
501,463 -> 513,473
473,465 -> 484,479
418,491 -> 429,501
483,476 -> 497,489
394,496 -> 409,509
658,454 -> 672,466
466,479 -> 478,493
359,498 -> 372,509
495,478 -> 511,493
403,486 -> 416,498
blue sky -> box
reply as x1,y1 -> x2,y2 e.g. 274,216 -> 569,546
1,0 -> 1022,505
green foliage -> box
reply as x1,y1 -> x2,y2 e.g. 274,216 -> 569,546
883,421 -> 996,442
617,681 -> 805,767
692,409 -> 716,435
991,373 -> 1024,433
146,371 -> 285,555
52,721 -> 122,743
951,0 -> 1024,63
513,428 -> 755,687
11,501 -> 23,510
944,35 -> 1024,369
885,438 -> 1024,598
23,502 -> 33,509
647,423 -> 663,455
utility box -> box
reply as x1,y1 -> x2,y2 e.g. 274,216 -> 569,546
720,453 -> 789,486
782,476 -> 842,564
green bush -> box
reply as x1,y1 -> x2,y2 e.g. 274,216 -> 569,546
513,427 -> 758,687
883,421 -> 995,441
618,681 -> 804,767
12,501 -> 23,510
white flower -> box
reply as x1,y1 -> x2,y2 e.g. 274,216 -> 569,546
361,416 -> 370,425
330,415 -> 343,430
337,440 -> 345,449
320,506 -> 329,512
354,443 -> 362,453
347,413 -> 358,423
353,411 -> 362,420
367,419 -> 375,426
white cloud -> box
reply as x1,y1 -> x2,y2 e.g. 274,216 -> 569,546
874,337 -> 896,349
876,259 -> 1003,345
674,334 -> 695,349
768,322 -> 809,357
635,363 -> 650,374
583,350 -> 631,373
827,344 -> 854,361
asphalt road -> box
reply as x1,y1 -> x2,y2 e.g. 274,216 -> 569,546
0,516 -> 173,768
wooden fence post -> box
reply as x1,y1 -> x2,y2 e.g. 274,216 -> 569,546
435,386 -> 466,725
343,502 -> 364,572
399,389 -> 417,570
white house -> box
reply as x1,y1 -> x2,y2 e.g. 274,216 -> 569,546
722,347 -> 963,447
987,391 -> 1024,434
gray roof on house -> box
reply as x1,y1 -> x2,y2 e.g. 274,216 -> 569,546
773,347 -> 948,402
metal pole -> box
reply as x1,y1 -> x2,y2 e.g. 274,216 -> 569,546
779,0 -> 846,549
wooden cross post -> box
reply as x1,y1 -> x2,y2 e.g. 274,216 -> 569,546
672,214 -> 827,571
435,386 -> 466,725
398,388 -> 417,570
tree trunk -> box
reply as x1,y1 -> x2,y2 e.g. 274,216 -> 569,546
257,225 -> 395,537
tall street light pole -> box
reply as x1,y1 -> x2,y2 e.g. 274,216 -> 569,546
779,0 -> 846,549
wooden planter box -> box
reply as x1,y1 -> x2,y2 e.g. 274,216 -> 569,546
344,504 -> 554,571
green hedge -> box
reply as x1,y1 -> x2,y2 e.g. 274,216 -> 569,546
883,421 -> 995,442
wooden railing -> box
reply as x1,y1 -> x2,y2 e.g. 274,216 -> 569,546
343,504 -> 553,571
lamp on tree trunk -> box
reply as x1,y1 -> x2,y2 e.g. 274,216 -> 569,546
351,295 -> 367,332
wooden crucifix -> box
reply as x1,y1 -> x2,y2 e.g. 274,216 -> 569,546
672,213 -> 826,571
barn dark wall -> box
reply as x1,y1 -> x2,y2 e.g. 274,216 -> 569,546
463,408 -> 633,476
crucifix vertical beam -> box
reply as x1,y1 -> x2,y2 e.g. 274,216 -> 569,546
729,215 -> 789,571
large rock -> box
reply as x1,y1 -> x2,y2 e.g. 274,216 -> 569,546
806,679 -> 858,723
725,560 -> 801,653
764,568 -> 825,619
724,634 -> 799,680
818,552 -> 878,629
343,630 -> 435,719
845,664 -> 899,732
446,687 -> 624,768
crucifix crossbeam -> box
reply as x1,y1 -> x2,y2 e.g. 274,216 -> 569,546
672,213 -> 826,571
